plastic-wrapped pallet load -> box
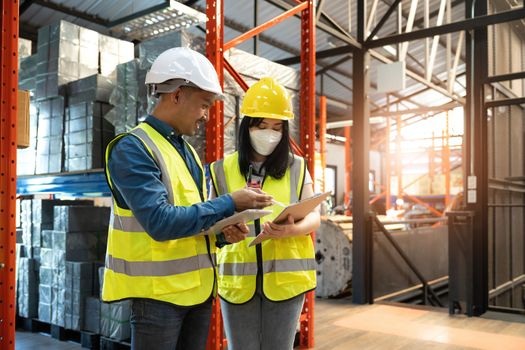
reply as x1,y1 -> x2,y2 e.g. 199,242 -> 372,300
35,20 -> 134,101
98,266 -> 131,341
64,262 -> 94,330
64,101 -> 115,172
38,251 -> 53,323
28,199 -> 94,259
51,249 -> 66,327
52,230 -> 103,262
35,96 -> 64,174
19,54 -> 38,92
53,206 -> 110,233
105,59 -> 141,135
105,31 -> 203,135
67,74 -> 115,105
18,38 -> 32,60
20,200 -> 34,257
83,297 -> 101,333
17,257 -> 39,318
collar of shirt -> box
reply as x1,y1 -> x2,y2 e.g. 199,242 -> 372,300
144,115 -> 184,145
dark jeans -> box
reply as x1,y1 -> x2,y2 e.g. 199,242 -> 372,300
130,298 -> 212,350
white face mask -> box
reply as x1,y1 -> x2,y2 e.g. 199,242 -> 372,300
249,128 -> 283,156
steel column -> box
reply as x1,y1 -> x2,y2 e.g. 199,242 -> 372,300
205,2 -> 225,348
345,126 -> 352,216
464,0 -> 489,316
352,0 -> 372,305
319,96 -> 327,192
0,1 -> 19,348
205,0 -> 224,164
385,97 -> 391,211
396,114 -> 402,206
299,2 -> 316,346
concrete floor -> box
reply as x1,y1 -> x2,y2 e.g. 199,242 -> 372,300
15,299 -> 525,350
16,330 -> 81,350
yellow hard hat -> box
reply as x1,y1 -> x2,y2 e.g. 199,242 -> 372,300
240,77 -> 294,120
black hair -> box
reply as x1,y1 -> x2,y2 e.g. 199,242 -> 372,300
237,116 -> 292,179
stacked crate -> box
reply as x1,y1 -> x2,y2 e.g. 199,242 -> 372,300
17,257 -> 39,319
43,205 -> 110,330
98,267 -> 132,341
35,96 -> 64,174
35,20 -> 133,100
65,75 -> 115,171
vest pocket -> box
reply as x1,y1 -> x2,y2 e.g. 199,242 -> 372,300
151,240 -> 202,295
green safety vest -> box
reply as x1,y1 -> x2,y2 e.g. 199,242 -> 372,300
102,122 -> 216,306
210,152 -> 316,303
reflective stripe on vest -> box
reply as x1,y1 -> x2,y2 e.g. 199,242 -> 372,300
130,127 -> 175,202
219,258 -> 316,276
106,253 -> 217,276
102,122 -> 215,307
210,151 -> 316,303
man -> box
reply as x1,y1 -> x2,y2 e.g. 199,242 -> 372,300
102,47 -> 272,350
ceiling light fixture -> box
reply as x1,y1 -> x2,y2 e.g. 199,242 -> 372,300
111,0 -> 206,41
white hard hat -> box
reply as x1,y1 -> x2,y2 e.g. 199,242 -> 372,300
145,47 -> 223,97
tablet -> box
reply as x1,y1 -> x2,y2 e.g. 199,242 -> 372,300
248,191 -> 331,246
197,209 -> 272,236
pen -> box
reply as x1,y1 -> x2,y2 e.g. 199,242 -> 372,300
247,164 -> 253,187
272,199 -> 286,207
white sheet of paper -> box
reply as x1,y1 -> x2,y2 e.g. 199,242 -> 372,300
196,209 -> 273,236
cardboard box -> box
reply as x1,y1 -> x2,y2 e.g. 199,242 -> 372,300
17,90 -> 30,149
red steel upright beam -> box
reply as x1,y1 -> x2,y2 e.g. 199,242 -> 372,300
344,126 -> 352,216
299,1 -> 315,348
299,1 -> 316,175
205,0 -> 224,164
205,1 -> 225,349
319,96 -> 327,192
0,1 -> 19,349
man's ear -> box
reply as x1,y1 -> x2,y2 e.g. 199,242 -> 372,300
171,88 -> 183,104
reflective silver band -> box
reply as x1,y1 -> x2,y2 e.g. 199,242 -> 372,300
263,258 -> 317,273
289,155 -> 303,202
112,214 -> 145,233
130,128 -> 175,203
218,262 -> 258,276
211,159 -> 228,195
106,253 -> 215,277
218,258 -> 316,277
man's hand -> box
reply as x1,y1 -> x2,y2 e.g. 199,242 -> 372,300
223,223 -> 249,243
231,188 -> 273,211
261,215 -> 297,239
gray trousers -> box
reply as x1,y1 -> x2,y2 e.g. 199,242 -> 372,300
130,298 -> 212,350
220,280 -> 305,350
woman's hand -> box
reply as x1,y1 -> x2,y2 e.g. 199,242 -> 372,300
223,223 -> 249,243
261,215 -> 298,239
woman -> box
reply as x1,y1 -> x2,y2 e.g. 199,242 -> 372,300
209,77 -> 320,350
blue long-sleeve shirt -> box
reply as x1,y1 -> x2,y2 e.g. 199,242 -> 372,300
107,115 -> 235,241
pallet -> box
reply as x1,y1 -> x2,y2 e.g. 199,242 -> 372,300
81,331 -> 101,349
16,316 -> 50,333
99,336 -> 131,350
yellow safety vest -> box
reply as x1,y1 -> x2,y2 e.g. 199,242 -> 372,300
210,152 -> 316,303
102,122 -> 216,307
